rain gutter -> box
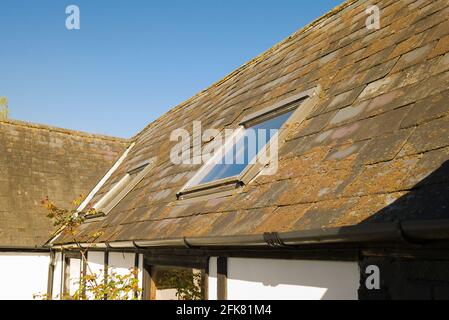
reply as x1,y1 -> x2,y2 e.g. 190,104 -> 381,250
50,219 -> 449,251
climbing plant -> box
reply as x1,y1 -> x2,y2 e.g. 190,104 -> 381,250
34,196 -> 142,300
35,196 -> 204,300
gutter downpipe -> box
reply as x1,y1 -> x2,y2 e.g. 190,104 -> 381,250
52,220 -> 449,250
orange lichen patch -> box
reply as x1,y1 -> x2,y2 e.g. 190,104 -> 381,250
293,197 -> 359,230
230,183 -> 273,211
428,35 -> 449,58
254,204 -> 312,234
256,147 -> 332,185
319,154 -> 358,173
401,147 -> 449,189
388,13 -> 421,41
389,33 -> 425,59
207,207 -> 277,236
331,192 -> 409,227
273,167 -> 353,206
174,213 -> 223,238
342,156 -> 422,197
399,115 -> 449,156
151,218 -> 188,240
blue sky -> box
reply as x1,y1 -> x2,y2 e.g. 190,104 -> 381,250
0,0 -> 343,138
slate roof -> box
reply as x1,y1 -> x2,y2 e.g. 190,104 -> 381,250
0,119 -> 128,247
56,0 -> 449,245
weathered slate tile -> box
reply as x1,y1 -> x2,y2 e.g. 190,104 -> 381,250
328,100 -> 370,126
342,156 -> 421,197
402,147 -> 449,189
428,34 -> 449,58
324,86 -> 366,112
254,204 -> 312,233
400,89 -> 449,128
290,111 -> 337,140
356,129 -> 414,165
391,42 -> 438,72
400,115 -> 449,156
293,197 -> 359,230
352,105 -> 414,141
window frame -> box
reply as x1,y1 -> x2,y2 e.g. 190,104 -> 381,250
177,86 -> 322,201
142,255 -> 209,301
85,157 -> 157,221
62,251 -> 82,297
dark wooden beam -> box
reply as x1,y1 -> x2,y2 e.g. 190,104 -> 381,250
46,251 -> 55,299
134,252 -> 140,299
142,262 -> 152,300
217,257 -> 227,300
204,258 -> 209,300
104,250 -> 109,300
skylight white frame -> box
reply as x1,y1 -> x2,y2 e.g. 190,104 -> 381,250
177,85 -> 322,201
85,157 -> 157,220
77,142 -> 136,212
93,174 -> 132,212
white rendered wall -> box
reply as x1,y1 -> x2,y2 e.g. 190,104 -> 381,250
87,252 -> 105,281
137,254 -> 143,292
85,252 -> 105,300
0,252 -> 50,300
69,258 -> 81,296
109,252 -> 135,275
108,252 -> 142,299
208,257 -> 218,300
227,258 -> 359,300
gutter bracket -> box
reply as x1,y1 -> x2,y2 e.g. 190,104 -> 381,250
263,232 -> 291,249
397,221 -> 426,247
183,237 -> 194,249
132,241 -> 142,252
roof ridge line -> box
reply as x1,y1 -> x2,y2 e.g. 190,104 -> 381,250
130,0 -> 360,142
0,118 -> 129,143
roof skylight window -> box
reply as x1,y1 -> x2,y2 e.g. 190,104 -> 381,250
177,86 -> 322,200
87,158 -> 156,219
199,110 -> 294,185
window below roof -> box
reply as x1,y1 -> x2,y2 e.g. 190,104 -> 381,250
177,86 -> 322,201
142,255 -> 208,300
150,266 -> 206,300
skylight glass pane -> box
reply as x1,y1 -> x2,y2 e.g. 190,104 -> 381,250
199,110 -> 294,184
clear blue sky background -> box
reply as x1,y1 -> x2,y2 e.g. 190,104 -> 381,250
1,0 -> 343,138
